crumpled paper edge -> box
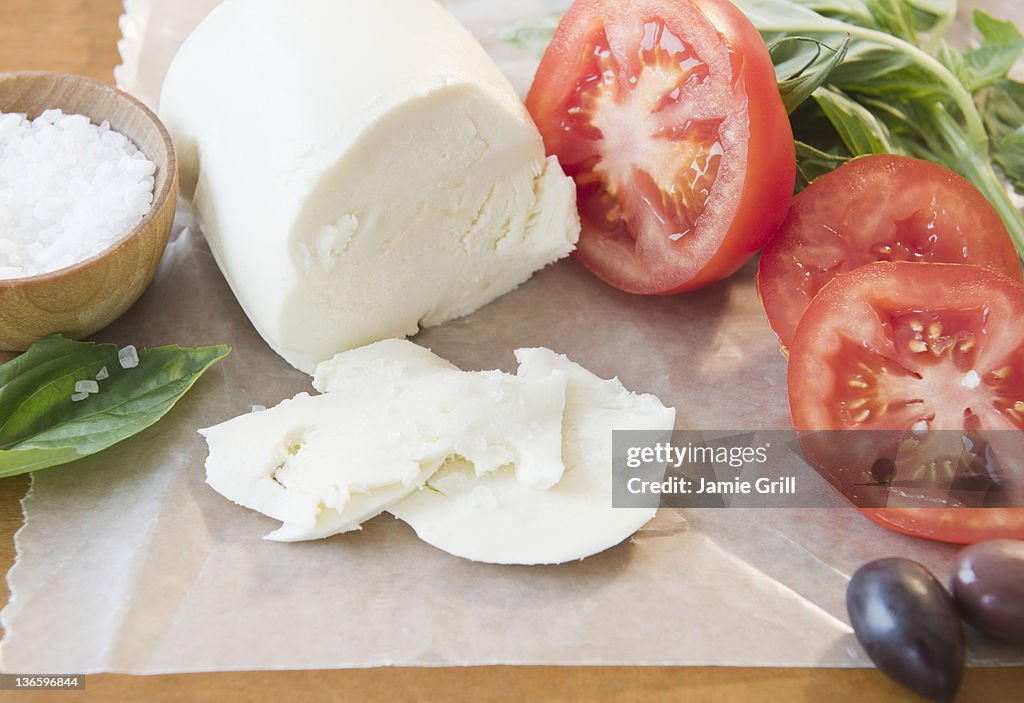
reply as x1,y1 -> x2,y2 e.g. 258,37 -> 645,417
0,475 -> 33,661
0,0 -> 143,662
114,0 -> 148,102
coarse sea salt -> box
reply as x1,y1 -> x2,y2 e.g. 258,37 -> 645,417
118,344 -> 139,369
74,379 -> 100,395
0,109 -> 156,279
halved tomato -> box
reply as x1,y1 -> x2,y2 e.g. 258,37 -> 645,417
758,155 -> 1023,349
788,261 -> 1024,543
525,0 -> 794,294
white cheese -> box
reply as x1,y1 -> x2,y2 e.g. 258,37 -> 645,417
201,340 -> 676,562
201,340 -> 568,541
159,0 -> 580,374
389,349 -> 677,564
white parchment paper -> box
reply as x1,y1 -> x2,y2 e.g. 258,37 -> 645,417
2,0 -> 1023,674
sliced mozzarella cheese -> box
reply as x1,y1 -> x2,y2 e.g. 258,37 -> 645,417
389,348 -> 677,565
159,0 -> 579,373
201,340 -> 567,541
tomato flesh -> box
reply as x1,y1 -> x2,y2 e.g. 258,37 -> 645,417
566,22 -> 725,249
526,0 -> 794,294
758,155 -> 1023,348
788,262 -> 1024,543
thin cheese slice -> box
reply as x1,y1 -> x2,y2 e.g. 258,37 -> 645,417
388,348 -> 677,565
201,341 -> 567,541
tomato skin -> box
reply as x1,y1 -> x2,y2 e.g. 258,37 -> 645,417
525,0 -> 795,295
788,261 -> 1024,544
676,0 -> 796,292
860,508 -> 1024,544
758,155 -> 1023,349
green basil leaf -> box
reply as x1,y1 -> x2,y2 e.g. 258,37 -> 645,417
771,35 -> 851,114
0,335 -> 230,477
907,0 -> 954,15
826,44 -> 917,84
797,0 -> 874,26
982,79 -> 1024,190
863,0 -> 918,43
907,0 -> 955,35
939,11 -> 1024,93
734,0 -> 1024,254
800,0 -> 952,36
735,0 -> 852,33
935,39 -> 969,84
497,14 -> 561,59
813,86 -> 897,155
794,139 -> 852,186
974,9 -> 1024,47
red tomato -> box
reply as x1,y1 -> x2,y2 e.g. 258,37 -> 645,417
525,0 -> 794,294
758,155 -> 1023,349
788,261 -> 1024,543
859,507 -> 1024,544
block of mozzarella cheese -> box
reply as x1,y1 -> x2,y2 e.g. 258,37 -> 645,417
159,0 -> 579,373
201,340 -> 568,541
389,348 -> 677,564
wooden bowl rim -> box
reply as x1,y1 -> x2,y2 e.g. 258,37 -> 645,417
0,71 -> 177,288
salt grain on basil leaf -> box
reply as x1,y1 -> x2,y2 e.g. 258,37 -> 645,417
0,335 -> 230,477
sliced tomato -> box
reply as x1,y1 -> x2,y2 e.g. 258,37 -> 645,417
525,0 -> 794,294
788,262 -> 1024,543
859,507 -> 1024,544
758,155 -> 1023,349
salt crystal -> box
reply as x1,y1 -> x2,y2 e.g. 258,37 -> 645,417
0,109 -> 156,279
118,344 -> 139,369
74,379 -> 99,394
70,392 -> 89,403
95,366 -> 109,381
250,405 -> 267,413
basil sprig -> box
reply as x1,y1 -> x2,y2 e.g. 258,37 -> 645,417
737,0 -> 1024,253
0,335 -> 230,477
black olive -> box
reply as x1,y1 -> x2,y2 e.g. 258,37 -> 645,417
952,539 -> 1024,644
870,457 -> 896,485
847,558 -> 965,702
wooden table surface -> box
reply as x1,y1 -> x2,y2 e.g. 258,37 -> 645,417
0,1 -> 1022,701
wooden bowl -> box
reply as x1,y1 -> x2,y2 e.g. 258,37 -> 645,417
0,71 -> 177,351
